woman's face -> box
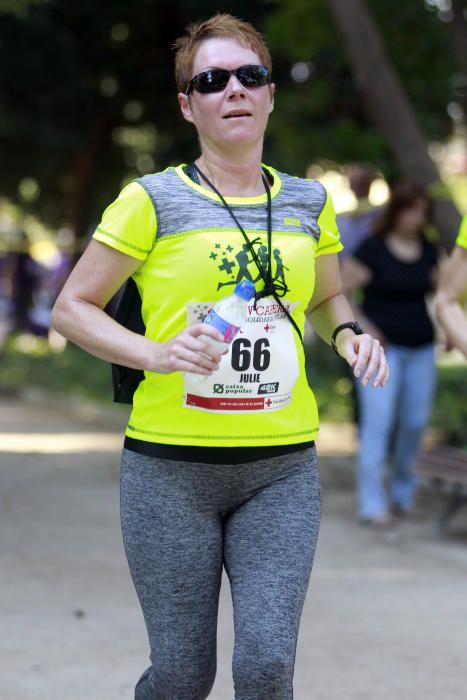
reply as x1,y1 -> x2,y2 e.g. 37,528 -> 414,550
395,198 -> 430,237
178,37 -> 275,154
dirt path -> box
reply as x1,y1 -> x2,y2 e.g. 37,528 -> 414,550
1,395 -> 466,700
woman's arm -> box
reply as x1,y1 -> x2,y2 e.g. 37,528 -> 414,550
51,240 -> 226,376
435,246 -> 467,356
306,254 -> 389,387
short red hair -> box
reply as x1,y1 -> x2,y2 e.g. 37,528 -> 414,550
173,13 -> 272,93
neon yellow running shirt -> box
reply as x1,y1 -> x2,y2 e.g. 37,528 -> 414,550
93,164 -> 342,446
457,215 -> 467,250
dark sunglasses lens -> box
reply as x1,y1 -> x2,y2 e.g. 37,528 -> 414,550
236,65 -> 269,87
195,69 -> 230,93
188,65 -> 270,94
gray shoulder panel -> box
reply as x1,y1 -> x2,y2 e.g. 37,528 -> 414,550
137,167 -> 328,242
273,170 -> 327,240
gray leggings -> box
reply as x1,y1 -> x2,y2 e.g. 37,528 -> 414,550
120,446 -> 321,700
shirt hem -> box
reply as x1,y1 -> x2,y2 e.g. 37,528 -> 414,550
93,230 -> 148,260
124,425 -> 319,446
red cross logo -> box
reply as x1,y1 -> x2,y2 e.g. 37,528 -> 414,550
264,323 -> 270,332
265,399 -> 272,407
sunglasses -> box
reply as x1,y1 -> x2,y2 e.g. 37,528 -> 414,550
185,64 -> 270,95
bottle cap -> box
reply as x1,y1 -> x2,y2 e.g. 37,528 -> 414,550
234,280 -> 256,301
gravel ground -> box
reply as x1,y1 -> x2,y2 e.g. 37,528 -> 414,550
1,394 -> 466,700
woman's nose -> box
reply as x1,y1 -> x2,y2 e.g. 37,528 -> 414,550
225,74 -> 246,96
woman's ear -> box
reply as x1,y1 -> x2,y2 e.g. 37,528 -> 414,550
268,83 -> 275,114
178,93 -> 194,124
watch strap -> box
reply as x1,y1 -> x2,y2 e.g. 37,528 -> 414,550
331,321 -> 363,356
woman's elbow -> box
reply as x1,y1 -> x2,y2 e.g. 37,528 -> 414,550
51,292 -> 72,337
434,290 -> 451,323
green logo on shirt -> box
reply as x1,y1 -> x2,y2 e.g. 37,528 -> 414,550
209,242 -> 289,292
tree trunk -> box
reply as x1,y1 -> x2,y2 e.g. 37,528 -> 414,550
68,112 -> 116,252
326,0 -> 461,250
451,0 -> 467,120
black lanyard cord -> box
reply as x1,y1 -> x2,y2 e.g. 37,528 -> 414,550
192,163 -> 303,344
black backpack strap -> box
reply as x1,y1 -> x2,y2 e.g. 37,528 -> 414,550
111,278 -> 145,404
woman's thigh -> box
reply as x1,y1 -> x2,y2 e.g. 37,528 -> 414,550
223,448 -> 321,692
120,450 -> 223,687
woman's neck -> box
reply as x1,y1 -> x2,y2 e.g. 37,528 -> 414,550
385,230 -> 423,262
195,150 -> 266,197
387,228 -> 421,245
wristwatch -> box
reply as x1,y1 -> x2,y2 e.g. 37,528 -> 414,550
331,321 -> 363,356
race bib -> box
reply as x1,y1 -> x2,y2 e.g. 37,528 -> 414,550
183,298 -> 300,413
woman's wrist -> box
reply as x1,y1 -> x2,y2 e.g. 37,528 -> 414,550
331,321 -> 363,357
139,338 -> 163,373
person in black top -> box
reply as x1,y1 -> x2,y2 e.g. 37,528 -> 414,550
342,181 -> 438,526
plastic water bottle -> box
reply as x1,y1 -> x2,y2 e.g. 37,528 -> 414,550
185,280 -> 255,383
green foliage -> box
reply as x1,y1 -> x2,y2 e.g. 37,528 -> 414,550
0,0 -> 463,235
0,0 -> 278,235
368,0 -> 456,141
0,337 -> 113,403
431,364 -> 467,447
305,336 -> 356,423
0,0 -> 48,16
264,0 -> 458,178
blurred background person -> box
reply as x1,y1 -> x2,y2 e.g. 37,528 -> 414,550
0,240 -> 15,352
436,214 -> 467,356
341,181 -> 439,526
336,164 -> 381,261
10,231 -> 41,334
336,163 -> 383,424
29,227 -> 76,339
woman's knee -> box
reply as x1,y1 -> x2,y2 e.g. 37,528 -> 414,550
233,649 -> 294,699
135,662 -> 216,700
